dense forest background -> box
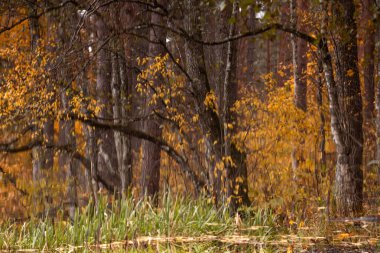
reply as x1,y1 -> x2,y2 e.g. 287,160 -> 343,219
0,0 -> 379,222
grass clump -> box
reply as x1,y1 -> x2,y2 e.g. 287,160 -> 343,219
0,193 -> 277,252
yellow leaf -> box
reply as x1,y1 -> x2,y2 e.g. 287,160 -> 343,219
346,69 -> 354,77
335,233 -> 350,240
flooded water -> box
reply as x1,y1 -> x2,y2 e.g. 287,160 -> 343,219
48,235 -> 379,252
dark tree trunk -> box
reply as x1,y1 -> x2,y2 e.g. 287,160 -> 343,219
375,0 -> 380,188
290,0 -> 308,182
184,0 -> 223,204
55,8 -> 79,220
59,91 -> 78,220
245,7 -> 256,86
316,59 -> 326,192
222,0 -> 250,212
29,0 -> 54,212
28,1 -> 39,53
29,0 -> 42,183
139,0 -> 167,201
362,0 -> 376,120
291,0 -> 308,112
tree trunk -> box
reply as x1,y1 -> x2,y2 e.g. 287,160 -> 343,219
59,90 -> 78,220
214,0 -> 230,106
55,8 -> 79,220
95,15 -> 119,193
108,4 -> 134,197
29,0 -> 41,185
245,7 -> 256,86
375,0 -> 380,188
184,0 -> 223,204
362,0 -> 376,120
291,0 -> 308,112
290,0 -> 308,179
118,40 -> 133,195
80,15 -> 100,205
320,0 -> 363,216
222,0 -> 250,212
139,0 -> 167,201
316,59 -> 326,193
29,0 -> 54,212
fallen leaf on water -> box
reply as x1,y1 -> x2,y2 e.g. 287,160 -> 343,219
334,233 -> 350,240
367,238 -> 378,245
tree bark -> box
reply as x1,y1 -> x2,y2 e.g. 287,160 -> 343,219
184,0 -> 223,204
290,0 -> 308,180
80,14 -> 100,206
375,0 -> 380,188
95,13 -> 119,193
29,0 -> 54,212
29,0 -> 42,184
320,0 -> 363,216
222,0 -> 250,212
59,91 -> 78,220
139,0 -> 167,201
362,0 -> 376,120
118,40 -> 133,195
316,59 -> 326,193
291,0 -> 308,112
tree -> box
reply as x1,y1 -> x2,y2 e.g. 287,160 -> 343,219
94,9 -> 120,195
184,0 -> 224,204
28,0 -> 55,213
290,0 -> 308,176
375,0 -> 380,187
0,0 -> 377,219
319,0 -> 363,216
222,0 -> 250,212
139,0 -> 168,201
361,0 -> 376,120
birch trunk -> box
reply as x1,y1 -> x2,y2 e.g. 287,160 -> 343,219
95,15 -> 119,192
319,0 -> 363,216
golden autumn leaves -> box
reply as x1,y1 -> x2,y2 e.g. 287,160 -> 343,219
0,50 -> 334,216
134,53 -> 328,210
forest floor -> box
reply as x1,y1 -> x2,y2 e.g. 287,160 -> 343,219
0,195 -> 379,252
